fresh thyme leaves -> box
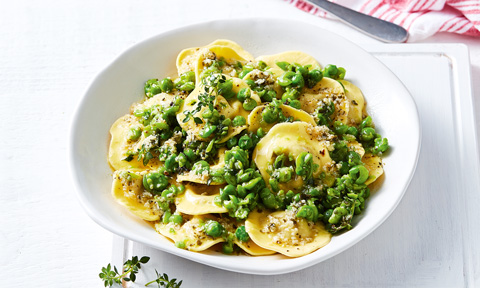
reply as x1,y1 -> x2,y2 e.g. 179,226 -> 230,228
145,270 -> 183,288
99,256 -> 150,287
99,256 -> 183,287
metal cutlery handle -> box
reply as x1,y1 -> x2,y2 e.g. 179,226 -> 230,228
307,0 -> 409,43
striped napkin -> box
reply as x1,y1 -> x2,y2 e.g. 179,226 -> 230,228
288,0 -> 480,41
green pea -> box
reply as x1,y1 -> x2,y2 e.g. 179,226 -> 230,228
177,184 -> 185,194
347,126 -> 358,136
192,160 -> 209,174
238,134 -> 253,150
184,148 -> 195,161
178,82 -> 195,92
291,72 -> 304,89
218,79 -> 233,96
337,67 -> 346,80
144,79 -> 158,98
276,61 -> 291,71
244,177 -> 262,190
245,79 -> 256,88
162,211 -> 172,224
169,214 -> 183,225
159,78 -> 174,93
236,185 -> 247,198
232,115 -> 246,127
205,221 -> 224,238
237,88 -> 251,102
222,118 -> 232,126
360,127 -> 376,141
307,68 -> 323,88
200,123 -> 217,138
143,171 -> 169,193
348,151 -> 361,166
164,105 -> 180,116
166,152 -> 180,170
223,171 -> 236,185
360,116 -> 372,129
257,128 -> 265,138
235,226 -> 250,242
262,107 -> 278,124
323,64 -> 338,78
289,100 -> 301,109
273,154 -> 285,169
150,83 -> 162,96
305,186 -> 321,197
226,137 -> 238,149
260,90 -> 274,102
269,178 -> 279,192
183,71 -> 195,82
202,109 -> 213,119
127,126 -> 142,141
277,71 -> 295,86
295,152 -> 313,179
296,205 -> 318,222
175,241 -> 186,249
334,121 -> 348,135
277,167 -> 293,182
373,137 -> 389,154
260,188 -> 280,209
349,165 -> 369,184
257,61 -> 267,70
238,170 -> 254,183
281,88 -> 299,102
328,207 -> 348,224
324,209 -> 333,221
347,192 -> 358,199
221,184 -> 237,200
243,98 -> 257,111
222,241 -> 234,254
294,64 -> 308,77
175,152 -> 189,168
285,190 -> 295,204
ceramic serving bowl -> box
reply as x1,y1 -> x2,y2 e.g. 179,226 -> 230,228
69,18 -> 420,275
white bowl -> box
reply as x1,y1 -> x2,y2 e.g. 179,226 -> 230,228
69,18 -> 420,275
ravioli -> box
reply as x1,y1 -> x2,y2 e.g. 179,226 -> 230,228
300,77 -> 349,124
235,239 -> 276,256
155,215 -> 224,251
362,153 -> 384,185
339,80 -> 365,124
245,209 -> 331,257
112,170 -> 161,221
253,122 -> 333,191
175,184 -> 228,215
108,115 -> 160,171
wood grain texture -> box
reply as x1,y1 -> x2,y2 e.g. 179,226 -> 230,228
1,0 -> 479,287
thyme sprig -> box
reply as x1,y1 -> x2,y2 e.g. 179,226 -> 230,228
99,256 -> 150,287
99,256 -> 183,287
145,270 -> 183,288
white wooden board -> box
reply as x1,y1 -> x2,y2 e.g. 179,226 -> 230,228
112,44 -> 480,287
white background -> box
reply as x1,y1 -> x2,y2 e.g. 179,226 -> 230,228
1,0 -> 479,287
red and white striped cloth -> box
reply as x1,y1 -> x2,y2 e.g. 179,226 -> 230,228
287,0 -> 480,41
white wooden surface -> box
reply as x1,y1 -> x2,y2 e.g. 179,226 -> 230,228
1,0 -> 479,287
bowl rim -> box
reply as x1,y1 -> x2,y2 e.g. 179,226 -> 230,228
68,17 -> 422,275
